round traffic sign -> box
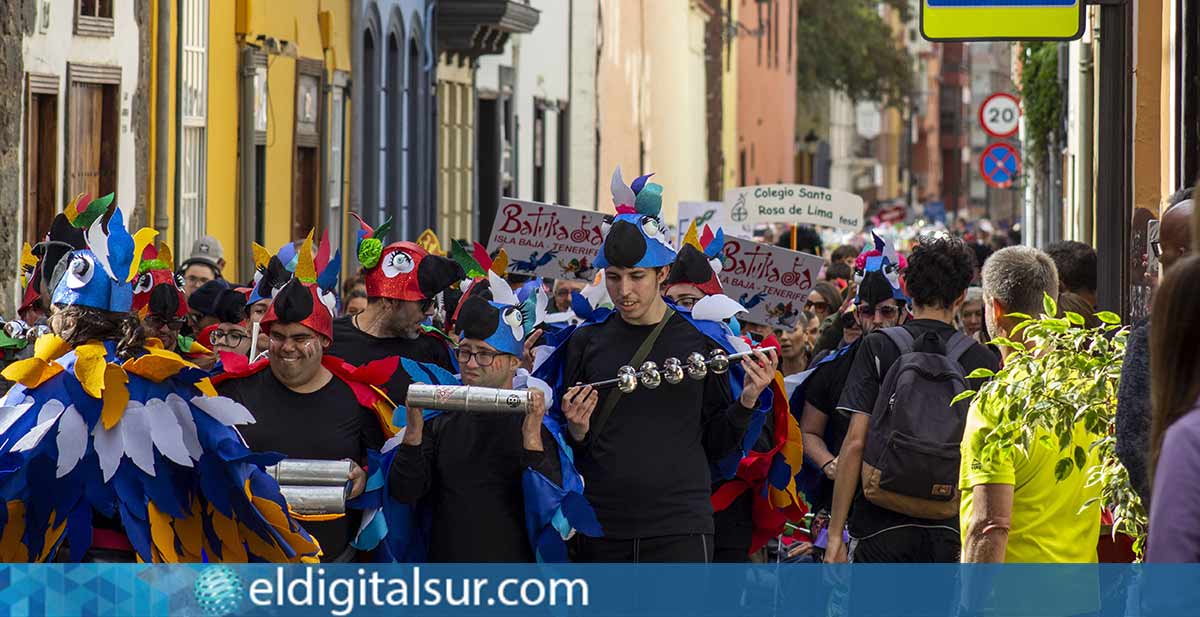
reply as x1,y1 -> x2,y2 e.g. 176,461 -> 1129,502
979,142 -> 1021,189
980,93 -> 1021,139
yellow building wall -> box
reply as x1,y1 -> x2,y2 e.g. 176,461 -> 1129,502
149,0 -> 179,249
721,0 -> 739,193
207,0 -> 239,278
1132,0 -> 1164,215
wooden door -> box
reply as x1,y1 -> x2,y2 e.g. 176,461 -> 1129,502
25,91 -> 58,244
292,146 -> 318,239
67,82 -> 103,199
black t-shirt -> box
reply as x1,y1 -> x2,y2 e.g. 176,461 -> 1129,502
217,368 -> 387,560
388,412 -> 561,562
792,340 -> 859,512
326,316 -> 455,402
835,319 -> 1001,538
562,311 -> 755,539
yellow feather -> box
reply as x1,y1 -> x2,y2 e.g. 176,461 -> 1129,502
122,348 -> 187,382
171,499 -> 204,561
207,505 -> 248,563
128,228 -> 160,282
239,521 -> 287,562
1,358 -> 63,389
490,249 -> 509,276
147,502 -> 180,563
38,512 -> 66,562
417,229 -> 443,255
194,377 -> 217,397
101,365 -> 129,430
682,219 -> 702,251
159,242 -> 175,270
74,344 -> 110,399
252,243 -> 272,270
33,334 -> 72,362
63,194 -> 85,225
295,230 -> 317,283
0,501 -> 28,562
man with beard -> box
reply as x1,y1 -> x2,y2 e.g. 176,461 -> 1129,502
536,168 -> 777,562
216,267 -> 398,562
326,216 -> 464,401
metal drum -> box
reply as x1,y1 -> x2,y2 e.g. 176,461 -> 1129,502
405,384 -> 532,414
277,485 -> 350,515
265,459 -> 353,487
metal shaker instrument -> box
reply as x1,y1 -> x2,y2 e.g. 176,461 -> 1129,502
405,384 -> 533,414
583,349 -> 764,393
266,459 -> 354,515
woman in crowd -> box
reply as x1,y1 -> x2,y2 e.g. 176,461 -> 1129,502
778,310 -> 818,377
959,287 -> 985,340
807,281 -> 843,326
1147,255 -> 1200,562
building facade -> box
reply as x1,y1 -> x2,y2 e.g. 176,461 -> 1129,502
736,0 -> 797,188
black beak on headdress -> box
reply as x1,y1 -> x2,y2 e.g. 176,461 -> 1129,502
417,256 -> 466,299
601,220 -> 648,268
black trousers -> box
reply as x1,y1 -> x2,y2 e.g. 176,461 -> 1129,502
850,526 -> 960,563
574,533 -> 715,563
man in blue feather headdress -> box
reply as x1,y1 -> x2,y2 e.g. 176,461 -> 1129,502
534,167 -> 778,563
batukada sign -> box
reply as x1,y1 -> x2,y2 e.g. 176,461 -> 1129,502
723,184 -> 866,231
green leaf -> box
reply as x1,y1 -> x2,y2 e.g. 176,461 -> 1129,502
1095,311 -> 1121,325
965,368 -> 995,379
1043,293 -> 1058,319
1005,312 -> 1031,321
1054,458 -> 1074,481
1074,445 -> 1087,469
1065,311 -> 1085,326
1058,431 -> 1073,450
950,390 -> 977,405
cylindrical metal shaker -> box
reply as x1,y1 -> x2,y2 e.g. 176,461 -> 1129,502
265,459 -> 354,487
277,485 -> 350,515
405,384 -> 532,414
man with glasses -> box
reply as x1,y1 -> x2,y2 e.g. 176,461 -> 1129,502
388,291 -> 576,562
327,224 -> 464,402
217,277 -> 396,562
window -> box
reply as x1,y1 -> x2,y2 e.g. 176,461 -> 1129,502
387,33 -> 403,230
177,0 -> 208,254
533,100 -> 546,202
293,61 -> 323,240
25,74 -> 58,246
325,72 -> 348,258
556,104 -> 569,206
76,0 -> 114,37
65,64 -> 120,201
362,28 -> 381,226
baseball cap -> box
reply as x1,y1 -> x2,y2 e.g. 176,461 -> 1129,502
181,235 -> 224,272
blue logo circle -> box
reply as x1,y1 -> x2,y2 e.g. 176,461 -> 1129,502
193,566 -> 244,617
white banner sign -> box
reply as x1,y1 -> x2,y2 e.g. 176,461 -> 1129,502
724,184 -> 865,231
718,236 -> 824,329
677,201 -> 756,245
485,199 -> 606,282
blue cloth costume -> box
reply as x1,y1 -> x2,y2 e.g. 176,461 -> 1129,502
0,198 -> 321,563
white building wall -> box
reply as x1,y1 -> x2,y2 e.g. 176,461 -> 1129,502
20,0 -> 142,223
568,0 -> 599,210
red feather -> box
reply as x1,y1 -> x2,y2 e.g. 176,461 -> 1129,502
699,225 -> 716,248
315,229 -> 332,273
471,242 -> 492,272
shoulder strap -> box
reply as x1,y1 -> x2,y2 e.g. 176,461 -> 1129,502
587,307 -> 676,442
881,326 -> 915,355
944,331 -> 976,366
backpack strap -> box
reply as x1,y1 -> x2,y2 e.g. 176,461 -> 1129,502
944,331 -> 976,366
881,326 -> 915,355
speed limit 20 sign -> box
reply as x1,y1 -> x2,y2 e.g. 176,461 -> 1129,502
980,93 -> 1021,138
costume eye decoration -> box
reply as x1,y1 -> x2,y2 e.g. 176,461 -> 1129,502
884,263 -> 901,286
173,273 -> 186,290
640,216 -> 664,241
66,255 -> 95,289
501,307 -> 524,341
134,273 -> 154,294
382,251 -> 415,278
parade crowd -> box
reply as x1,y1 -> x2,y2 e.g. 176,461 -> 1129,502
0,173 -> 1196,568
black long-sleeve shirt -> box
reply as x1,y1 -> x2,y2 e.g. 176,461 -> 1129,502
562,312 -> 756,539
217,368 -> 386,560
326,316 -> 456,403
387,412 -> 561,562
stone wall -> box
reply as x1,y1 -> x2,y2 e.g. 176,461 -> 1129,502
0,1 -> 36,318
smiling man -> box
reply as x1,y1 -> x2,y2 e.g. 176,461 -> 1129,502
537,168 -> 777,563
216,276 -> 399,562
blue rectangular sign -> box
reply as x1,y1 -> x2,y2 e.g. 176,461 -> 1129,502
927,0 -> 1076,5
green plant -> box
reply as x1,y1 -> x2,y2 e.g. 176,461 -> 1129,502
953,294 -> 1147,557
1018,42 -> 1062,166
796,0 -> 913,106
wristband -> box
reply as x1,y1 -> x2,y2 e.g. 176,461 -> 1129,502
821,459 -> 835,471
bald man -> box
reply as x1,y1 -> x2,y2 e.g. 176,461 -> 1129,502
1116,188 -> 1193,499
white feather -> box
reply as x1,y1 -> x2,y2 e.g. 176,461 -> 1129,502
13,411 -> 63,453
191,395 -> 257,426
728,334 -> 753,353
120,401 -> 157,476
534,287 -> 549,327
0,400 -> 34,436
145,398 -> 193,467
581,270 -> 612,309
85,217 -> 115,281
35,398 -> 66,426
691,294 -> 747,323
92,420 -> 124,482
166,393 -> 203,460
488,270 -> 520,307
382,432 -> 405,454
610,165 -> 635,208
55,405 -> 88,478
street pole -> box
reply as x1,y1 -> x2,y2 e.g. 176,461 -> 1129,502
1093,0 -> 1132,315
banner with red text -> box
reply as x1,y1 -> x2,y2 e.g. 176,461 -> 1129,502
718,236 -> 824,329
485,199 -> 606,282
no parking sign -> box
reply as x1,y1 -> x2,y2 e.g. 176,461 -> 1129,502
980,143 -> 1021,189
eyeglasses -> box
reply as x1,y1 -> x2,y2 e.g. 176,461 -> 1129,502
419,298 -> 436,312
672,295 -> 702,309
859,305 -> 901,319
210,330 -> 249,346
806,300 -> 830,312
456,348 -> 500,367
145,316 -> 187,331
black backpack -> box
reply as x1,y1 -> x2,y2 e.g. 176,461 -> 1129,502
860,327 -> 976,519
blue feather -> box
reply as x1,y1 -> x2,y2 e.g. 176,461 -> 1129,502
317,249 -> 342,292
630,172 -> 654,194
